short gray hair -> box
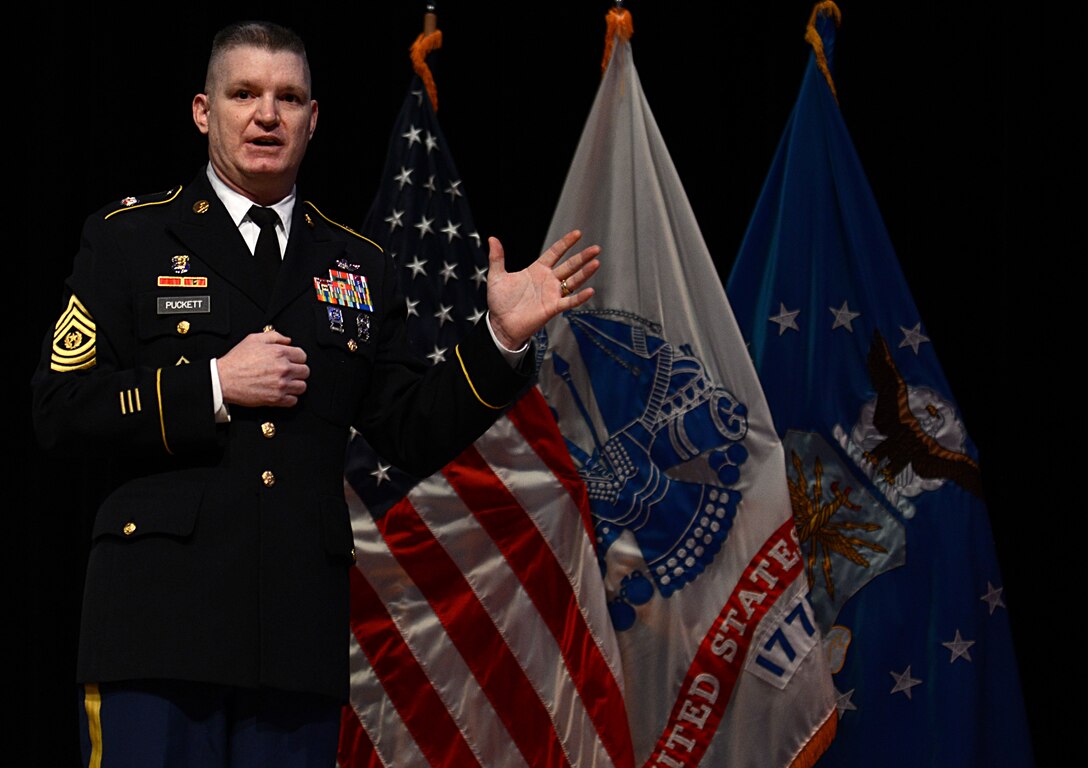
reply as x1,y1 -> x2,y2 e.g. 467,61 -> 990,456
204,20 -> 311,93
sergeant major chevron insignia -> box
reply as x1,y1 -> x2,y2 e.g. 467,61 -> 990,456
51,294 -> 96,372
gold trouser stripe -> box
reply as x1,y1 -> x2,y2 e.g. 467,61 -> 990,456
83,683 -> 103,768
155,369 -> 173,454
455,344 -> 505,410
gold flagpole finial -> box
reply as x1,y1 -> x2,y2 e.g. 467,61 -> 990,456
602,2 -> 634,76
411,2 -> 443,110
805,1 -> 842,103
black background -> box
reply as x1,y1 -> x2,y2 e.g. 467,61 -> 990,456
19,1 -> 1065,764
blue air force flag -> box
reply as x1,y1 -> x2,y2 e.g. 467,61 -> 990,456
535,23 -> 838,768
726,5 -> 1034,766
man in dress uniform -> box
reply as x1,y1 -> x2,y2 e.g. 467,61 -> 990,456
32,20 -> 599,767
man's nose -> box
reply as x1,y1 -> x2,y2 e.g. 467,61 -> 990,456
254,95 -> 280,127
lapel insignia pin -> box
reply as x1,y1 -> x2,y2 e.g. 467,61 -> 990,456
192,200 -> 210,214
347,339 -> 358,352
305,213 -> 315,228
171,255 -> 190,274
121,196 -> 138,207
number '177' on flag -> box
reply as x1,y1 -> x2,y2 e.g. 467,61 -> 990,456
535,8 -> 838,767
726,3 -> 1034,766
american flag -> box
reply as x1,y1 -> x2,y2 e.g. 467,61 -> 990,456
337,72 -> 635,768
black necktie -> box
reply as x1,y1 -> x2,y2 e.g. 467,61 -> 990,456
248,205 -> 282,296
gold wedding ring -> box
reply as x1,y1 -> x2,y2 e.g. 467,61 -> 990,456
560,278 -> 571,297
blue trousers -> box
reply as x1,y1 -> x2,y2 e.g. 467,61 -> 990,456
77,680 -> 341,767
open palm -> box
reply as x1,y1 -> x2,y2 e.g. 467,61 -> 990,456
486,229 -> 601,349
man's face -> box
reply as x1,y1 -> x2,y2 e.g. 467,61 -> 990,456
192,45 -> 318,204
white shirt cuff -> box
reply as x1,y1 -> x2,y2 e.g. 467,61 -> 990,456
211,358 -> 230,423
485,311 -> 528,367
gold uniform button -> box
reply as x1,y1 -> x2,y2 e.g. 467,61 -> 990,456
263,324 -> 275,333
176,320 -> 190,335
261,470 -> 276,487
346,339 -> 358,352
122,522 -> 137,536
193,200 -> 210,214
260,422 -> 276,438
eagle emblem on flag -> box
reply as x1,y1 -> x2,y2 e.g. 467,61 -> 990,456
544,309 -> 751,630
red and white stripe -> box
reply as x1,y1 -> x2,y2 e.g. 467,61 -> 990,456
340,389 -> 635,768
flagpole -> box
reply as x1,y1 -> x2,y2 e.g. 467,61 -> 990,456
411,1 -> 443,110
423,1 -> 437,35
601,1 -> 634,74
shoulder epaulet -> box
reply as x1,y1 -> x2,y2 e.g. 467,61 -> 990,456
303,200 -> 383,252
103,185 -> 183,220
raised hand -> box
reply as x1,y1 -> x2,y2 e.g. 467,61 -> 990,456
486,230 -> 601,349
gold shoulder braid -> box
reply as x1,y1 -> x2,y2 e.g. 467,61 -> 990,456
303,201 -> 383,251
103,185 -> 183,220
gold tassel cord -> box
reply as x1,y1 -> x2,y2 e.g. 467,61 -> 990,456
410,28 -> 443,111
788,709 -> 839,768
601,6 -> 634,75
805,0 -> 842,103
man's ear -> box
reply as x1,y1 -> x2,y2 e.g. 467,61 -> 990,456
308,99 -> 319,140
192,94 -> 210,135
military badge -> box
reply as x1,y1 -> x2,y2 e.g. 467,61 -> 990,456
119,387 -> 142,415
335,259 -> 361,271
50,294 -> 96,372
313,270 -> 373,311
327,307 -> 344,333
356,313 -> 371,342
171,255 -> 191,274
121,196 -> 138,207
157,276 -> 208,288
